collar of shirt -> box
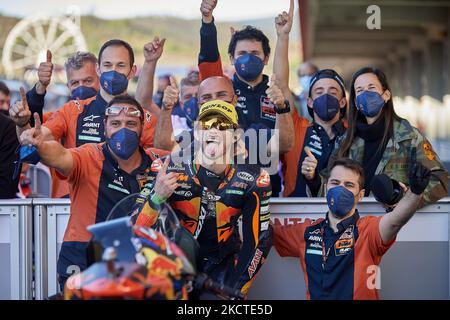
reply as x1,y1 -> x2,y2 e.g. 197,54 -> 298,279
324,210 -> 360,235
91,92 -> 108,112
313,120 -> 345,143
102,144 -> 151,175
233,73 -> 269,93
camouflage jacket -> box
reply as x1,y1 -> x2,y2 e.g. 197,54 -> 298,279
319,118 -> 448,207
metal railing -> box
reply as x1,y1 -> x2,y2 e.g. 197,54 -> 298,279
1,198 -> 449,299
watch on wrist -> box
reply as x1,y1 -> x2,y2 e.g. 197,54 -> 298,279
274,99 -> 291,114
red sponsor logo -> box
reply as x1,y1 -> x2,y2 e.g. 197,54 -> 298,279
248,249 -> 263,278
150,159 -> 163,172
256,170 -> 270,188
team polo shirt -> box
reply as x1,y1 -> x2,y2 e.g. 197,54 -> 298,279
273,211 -> 396,300
56,143 -> 153,284
42,93 -> 157,198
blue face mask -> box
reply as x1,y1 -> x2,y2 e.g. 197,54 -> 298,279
70,86 -> 98,100
234,54 -> 265,81
100,70 -> 129,95
312,94 -> 340,121
182,97 -> 199,124
326,186 -> 356,218
299,75 -> 312,92
106,128 -> 139,160
356,91 -> 385,118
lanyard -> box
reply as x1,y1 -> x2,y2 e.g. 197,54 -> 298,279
320,227 -> 331,269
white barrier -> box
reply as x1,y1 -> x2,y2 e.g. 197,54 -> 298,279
1,198 -> 450,299
33,198 -> 70,299
0,199 -> 33,300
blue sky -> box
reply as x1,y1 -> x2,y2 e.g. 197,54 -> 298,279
0,0 -> 293,21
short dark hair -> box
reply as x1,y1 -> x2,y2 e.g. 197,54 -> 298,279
105,94 -> 144,123
327,157 -> 365,190
98,39 -> 135,67
65,51 -> 97,75
0,81 -> 10,96
228,26 -> 270,58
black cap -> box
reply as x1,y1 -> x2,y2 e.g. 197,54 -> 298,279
308,69 -> 346,98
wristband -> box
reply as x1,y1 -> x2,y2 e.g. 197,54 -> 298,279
274,99 -> 291,114
150,189 -> 167,206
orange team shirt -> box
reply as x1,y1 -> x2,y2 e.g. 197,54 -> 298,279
43,95 -> 157,198
281,109 -> 311,196
273,214 -> 396,300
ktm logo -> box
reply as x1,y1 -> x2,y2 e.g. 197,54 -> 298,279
335,239 -> 354,249
177,174 -> 189,182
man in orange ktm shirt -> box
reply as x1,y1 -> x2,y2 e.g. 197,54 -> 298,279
12,38 -> 165,198
20,95 -> 168,291
273,157 -> 431,300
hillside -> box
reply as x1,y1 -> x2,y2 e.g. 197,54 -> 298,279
0,14 -> 301,78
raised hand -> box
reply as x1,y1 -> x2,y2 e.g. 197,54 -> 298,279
301,147 -> 318,180
200,0 -> 218,23
20,113 -> 44,148
154,157 -> 179,200
9,87 -> 32,127
162,76 -> 179,111
266,74 -> 286,109
143,36 -> 166,63
408,147 -> 432,195
275,0 -> 294,36
36,50 -> 53,94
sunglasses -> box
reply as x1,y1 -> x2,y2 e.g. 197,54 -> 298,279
105,105 -> 142,118
200,117 -> 236,131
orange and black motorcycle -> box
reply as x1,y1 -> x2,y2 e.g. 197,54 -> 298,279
63,193 -> 244,300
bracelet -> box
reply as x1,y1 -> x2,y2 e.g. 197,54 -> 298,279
150,190 -> 167,206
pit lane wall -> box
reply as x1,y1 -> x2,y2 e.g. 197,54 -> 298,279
0,198 -> 448,299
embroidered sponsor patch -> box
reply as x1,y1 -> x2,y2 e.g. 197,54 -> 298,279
256,170 -> 270,188
237,172 -> 254,181
423,142 -> 436,161
226,189 -> 244,195
78,135 -> 101,142
260,97 -> 276,121
107,183 -> 130,194
306,249 -> 322,256
248,249 -> 263,278
150,158 -> 163,172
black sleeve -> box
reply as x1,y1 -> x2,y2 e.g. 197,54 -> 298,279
230,169 -> 273,294
0,117 -> 20,198
304,169 -> 322,197
198,17 -> 220,64
26,85 -> 46,126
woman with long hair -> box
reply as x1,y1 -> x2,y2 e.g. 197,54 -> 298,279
337,67 -> 447,206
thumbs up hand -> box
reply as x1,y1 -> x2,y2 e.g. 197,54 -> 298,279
36,50 -> 53,94
301,147 -> 318,180
162,76 -> 179,111
266,74 -> 286,109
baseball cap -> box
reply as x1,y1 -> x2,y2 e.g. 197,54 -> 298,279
198,99 -> 239,126
308,69 -> 346,98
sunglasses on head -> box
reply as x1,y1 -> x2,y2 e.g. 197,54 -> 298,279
200,116 -> 236,131
105,105 -> 142,118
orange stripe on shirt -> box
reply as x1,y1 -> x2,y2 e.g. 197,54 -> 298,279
252,192 -> 260,248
